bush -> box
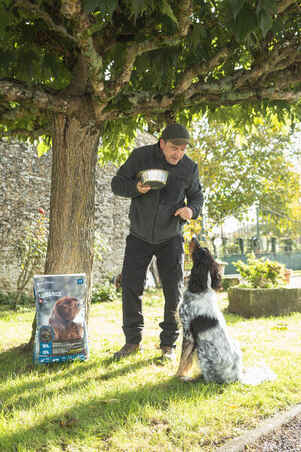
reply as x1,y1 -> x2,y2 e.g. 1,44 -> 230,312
91,281 -> 118,303
0,290 -> 34,307
233,253 -> 286,288
221,277 -> 240,291
15,208 -> 48,307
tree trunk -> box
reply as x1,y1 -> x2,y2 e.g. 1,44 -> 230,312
27,114 -> 100,347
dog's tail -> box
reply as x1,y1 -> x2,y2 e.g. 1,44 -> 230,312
239,363 -> 277,385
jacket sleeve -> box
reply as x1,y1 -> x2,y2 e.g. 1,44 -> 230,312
111,149 -> 141,198
186,163 -> 203,219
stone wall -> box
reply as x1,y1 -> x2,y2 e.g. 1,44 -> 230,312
0,133 -> 155,294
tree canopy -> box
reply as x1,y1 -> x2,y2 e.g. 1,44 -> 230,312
1,0 -> 301,160
1,0 -> 301,320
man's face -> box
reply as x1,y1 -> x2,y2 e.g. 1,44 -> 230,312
160,139 -> 187,165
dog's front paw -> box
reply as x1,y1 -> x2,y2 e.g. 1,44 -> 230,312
178,375 -> 193,382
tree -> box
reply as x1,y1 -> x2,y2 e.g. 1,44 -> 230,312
1,0 -> 301,336
188,118 -> 300,228
260,187 -> 301,242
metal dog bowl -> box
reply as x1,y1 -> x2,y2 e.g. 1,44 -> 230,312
138,169 -> 169,189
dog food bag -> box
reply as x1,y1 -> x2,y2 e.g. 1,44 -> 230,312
33,273 -> 89,364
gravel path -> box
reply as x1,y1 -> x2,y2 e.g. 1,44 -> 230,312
244,414 -> 301,451
217,405 -> 301,452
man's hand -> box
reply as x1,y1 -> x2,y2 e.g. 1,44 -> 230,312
174,207 -> 193,221
137,180 -> 152,194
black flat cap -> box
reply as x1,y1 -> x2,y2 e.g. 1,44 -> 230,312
161,123 -> 191,145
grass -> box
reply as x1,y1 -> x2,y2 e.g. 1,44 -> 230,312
1,289 -> 301,452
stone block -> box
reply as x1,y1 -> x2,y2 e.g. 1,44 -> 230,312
228,287 -> 301,318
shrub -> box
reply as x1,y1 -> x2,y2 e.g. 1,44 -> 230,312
221,277 -> 240,291
91,281 -> 118,303
233,253 -> 286,288
0,291 -> 12,305
0,290 -> 34,307
14,208 -> 48,308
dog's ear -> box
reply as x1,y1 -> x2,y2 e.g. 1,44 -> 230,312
200,247 -> 222,290
188,244 -> 222,293
188,248 -> 210,293
210,263 -> 222,290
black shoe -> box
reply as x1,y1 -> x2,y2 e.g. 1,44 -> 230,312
113,343 -> 141,360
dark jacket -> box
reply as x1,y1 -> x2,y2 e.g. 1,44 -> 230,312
111,142 -> 203,244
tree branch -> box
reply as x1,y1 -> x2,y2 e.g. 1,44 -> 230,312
235,44 -> 300,89
277,0 -> 299,14
260,86 -> 301,102
14,0 -> 77,43
0,126 -> 50,138
174,48 -> 230,95
57,0 -> 193,121
60,0 -> 104,99
0,80 -> 85,116
100,73 -> 301,121
176,0 -> 194,36
100,0 -> 193,103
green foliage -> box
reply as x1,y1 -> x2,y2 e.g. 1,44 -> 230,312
36,136 -> 52,156
15,209 -> 48,308
1,0 -> 301,149
0,290 -> 34,308
91,281 -> 118,303
227,0 -> 278,40
99,117 -> 142,164
188,118 -> 300,230
221,277 -> 240,291
84,0 -> 118,15
234,253 -> 286,288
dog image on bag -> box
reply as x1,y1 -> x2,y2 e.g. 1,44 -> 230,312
49,296 -> 84,341
176,237 -> 242,383
176,237 -> 276,385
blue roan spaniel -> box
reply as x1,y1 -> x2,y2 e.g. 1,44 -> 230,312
176,238 -> 276,385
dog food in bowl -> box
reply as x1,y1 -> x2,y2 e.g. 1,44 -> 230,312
138,169 -> 169,189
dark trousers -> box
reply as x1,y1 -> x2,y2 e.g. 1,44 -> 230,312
121,234 -> 184,347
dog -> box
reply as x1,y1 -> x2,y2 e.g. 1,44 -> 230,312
49,296 -> 84,341
176,238 -> 242,383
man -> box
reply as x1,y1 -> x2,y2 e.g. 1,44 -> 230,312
111,123 -> 203,360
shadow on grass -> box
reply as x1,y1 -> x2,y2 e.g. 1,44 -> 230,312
0,346 -> 184,411
2,307 -> 289,451
0,344 -> 231,451
0,344 -> 33,374
0,375 -> 228,452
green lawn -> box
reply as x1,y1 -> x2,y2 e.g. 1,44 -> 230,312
0,289 -> 301,451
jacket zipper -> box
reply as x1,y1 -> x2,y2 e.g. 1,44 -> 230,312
151,188 -> 160,243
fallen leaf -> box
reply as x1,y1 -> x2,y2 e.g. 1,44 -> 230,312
100,398 -> 119,404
